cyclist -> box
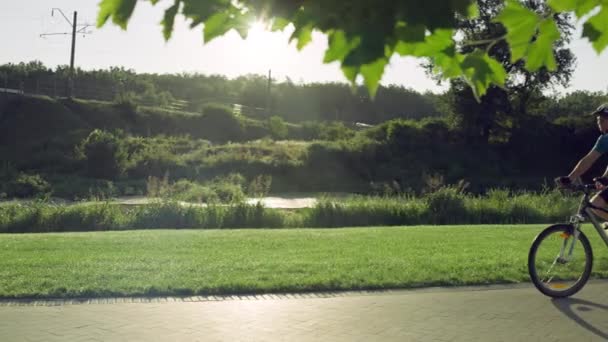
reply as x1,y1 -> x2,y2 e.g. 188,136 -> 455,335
557,104 -> 608,221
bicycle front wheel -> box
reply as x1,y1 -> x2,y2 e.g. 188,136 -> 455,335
528,224 -> 593,298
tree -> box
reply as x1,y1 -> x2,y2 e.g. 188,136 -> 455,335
440,0 -> 575,143
444,79 -> 512,143
97,0 -> 608,100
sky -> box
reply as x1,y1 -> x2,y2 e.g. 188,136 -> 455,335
1,0 -> 607,94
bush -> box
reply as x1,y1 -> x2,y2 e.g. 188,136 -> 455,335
48,177 -> 143,200
77,130 -> 128,180
197,104 -> 244,142
318,122 -> 355,141
212,182 -> 245,203
248,175 -> 272,196
162,174 -> 247,204
3,173 -> 50,198
268,116 -> 288,139
112,95 -> 138,122
168,179 -> 219,203
128,147 -> 186,178
0,202 -> 125,233
425,187 -> 466,224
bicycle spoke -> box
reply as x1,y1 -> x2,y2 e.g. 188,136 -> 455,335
532,227 -> 589,295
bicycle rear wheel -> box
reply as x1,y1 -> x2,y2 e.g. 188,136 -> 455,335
528,224 -> 593,298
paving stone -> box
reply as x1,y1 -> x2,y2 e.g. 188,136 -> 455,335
1,281 -> 608,341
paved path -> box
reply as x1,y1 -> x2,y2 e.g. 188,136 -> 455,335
1,281 -> 608,341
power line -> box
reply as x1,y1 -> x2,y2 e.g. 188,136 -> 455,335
39,8 -> 93,97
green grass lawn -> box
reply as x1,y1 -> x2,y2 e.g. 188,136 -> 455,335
2,225 -> 608,299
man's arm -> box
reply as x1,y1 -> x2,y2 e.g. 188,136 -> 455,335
568,150 -> 602,180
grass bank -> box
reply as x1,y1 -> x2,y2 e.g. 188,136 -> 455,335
2,225 -> 608,299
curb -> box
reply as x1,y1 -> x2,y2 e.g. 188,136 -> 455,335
0,282 -> 543,307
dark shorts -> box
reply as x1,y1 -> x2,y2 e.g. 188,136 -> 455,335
599,188 -> 608,202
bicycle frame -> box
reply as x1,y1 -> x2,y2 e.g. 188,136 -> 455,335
555,188 -> 608,262
573,188 -> 608,246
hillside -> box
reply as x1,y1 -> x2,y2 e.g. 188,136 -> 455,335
0,92 -> 605,201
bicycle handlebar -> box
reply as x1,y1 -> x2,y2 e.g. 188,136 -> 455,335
558,183 -> 596,194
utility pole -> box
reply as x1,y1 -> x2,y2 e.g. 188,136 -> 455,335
266,69 -> 272,117
40,8 -> 92,98
70,11 -> 77,77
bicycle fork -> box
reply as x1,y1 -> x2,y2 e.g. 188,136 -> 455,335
556,227 -> 579,264
542,222 -> 581,283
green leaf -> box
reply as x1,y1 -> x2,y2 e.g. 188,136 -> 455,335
495,0 -> 539,63
548,0 -> 600,17
161,1 -> 180,41
97,0 -> 138,29
548,0 -> 577,12
575,0 -> 601,17
461,49 -> 507,101
290,24 -> 313,50
324,30 -> 361,63
232,12 -> 255,39
582,6 -> 608,54
433,49 -> 465,78
451,0 -> 478,18
395,29 -> 454,57
182,1 -> 224,28
467,2 -> 480,18
340,65 -> 359,84
203,12 -> 232,43
360,58 -> 388,98
526,18 -> 561,71
394,23 -> 426,43
271,17 -> 290,32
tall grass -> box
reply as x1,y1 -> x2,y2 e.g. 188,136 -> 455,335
0,188 -> 580,233
306,188 -> 578,227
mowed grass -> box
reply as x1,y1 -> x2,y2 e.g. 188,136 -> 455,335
2,225 -> 608,299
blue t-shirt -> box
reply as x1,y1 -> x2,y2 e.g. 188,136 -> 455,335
593,134 -> 608,154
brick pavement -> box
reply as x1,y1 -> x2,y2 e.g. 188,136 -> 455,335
1,281 -> 607,341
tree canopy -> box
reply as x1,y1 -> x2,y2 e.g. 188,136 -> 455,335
97,0 -> 607,99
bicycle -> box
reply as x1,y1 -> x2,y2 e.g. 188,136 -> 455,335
528,182 -> 608,298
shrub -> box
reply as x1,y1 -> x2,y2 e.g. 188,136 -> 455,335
318,122 -> 355,141
0,165 -> 50,198
212,182 -> 245,203
168,179 -> 219,203
248,175 -> 272,196
48,177 -> 143,200
207,174 -> 247,202
146,174 -> 170,198
197,104 -> 244,142
77,130 -> 128,180
7,173 -> 51,198
424,187 -> 467,224
128,147 -> 186,178
268,116 -> 288,139
112,95 -> 138,122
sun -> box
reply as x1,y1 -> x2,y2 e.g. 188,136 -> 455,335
248,20 -> 268,36
243,21 -> 285,69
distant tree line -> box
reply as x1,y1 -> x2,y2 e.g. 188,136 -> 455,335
0,61 -> 442,124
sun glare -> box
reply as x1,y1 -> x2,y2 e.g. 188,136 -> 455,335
248,20 -> 268,35
243,21 -> 287,70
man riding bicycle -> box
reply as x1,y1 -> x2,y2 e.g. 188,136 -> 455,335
558,104 -> 608,222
